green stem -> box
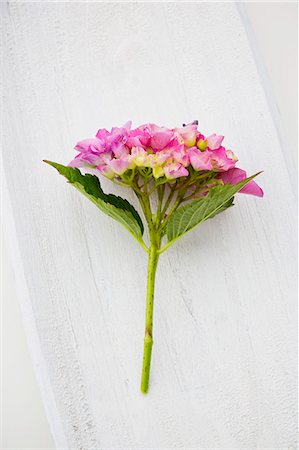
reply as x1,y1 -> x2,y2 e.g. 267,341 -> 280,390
135,181 -> 164,393
159,187 -> 187,232
141,243 -> 159,393
160,185 -> 176,218
155,184 -> 165,225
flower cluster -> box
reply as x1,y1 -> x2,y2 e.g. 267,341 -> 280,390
69,121 -> 263,197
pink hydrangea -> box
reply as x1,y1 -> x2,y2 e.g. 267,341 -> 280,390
68,121 -> 263,196
46,119 -> 264,395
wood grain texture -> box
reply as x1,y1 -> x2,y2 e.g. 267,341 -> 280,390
2,2 -> 297,449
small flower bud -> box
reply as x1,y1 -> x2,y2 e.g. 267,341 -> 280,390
153,166 -> 164,179
197,139 -> 208,151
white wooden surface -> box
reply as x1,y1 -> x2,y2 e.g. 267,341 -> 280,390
2,2 -> 297,449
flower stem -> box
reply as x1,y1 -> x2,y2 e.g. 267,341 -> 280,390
140,243 -> 159,393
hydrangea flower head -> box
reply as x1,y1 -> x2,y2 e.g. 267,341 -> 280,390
69,121 -> 263,196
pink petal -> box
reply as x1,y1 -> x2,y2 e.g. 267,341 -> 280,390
155,150 -> 170,165
112,143 -> 130,159
68,157 -> 86,168
107,122 -> 132,147
75,138 -> 104,153
150,131 -> 173,151
206,134 -> 224,150
126,128 -> 150,148
95,129 -> 110,141
240,180 -> 264,197
122,120 -> 132,130
97,164 -> 115,179
219,168 -> 263,197
175,124 -> 198,147
189,148 -> 212,170
108,158 -> 129,175
219,168 -> 246,184
171,143 -> 189,166
210,147 -> 236,171
164,163 -> 189,179
68,150 -> 104,168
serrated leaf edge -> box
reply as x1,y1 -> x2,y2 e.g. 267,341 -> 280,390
44,160 -> 148,251
161,172 -> 261,253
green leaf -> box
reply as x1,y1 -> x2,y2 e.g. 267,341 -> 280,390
44,161 -> 144,240
166,173 -> 260,245
207,196 -> 235,219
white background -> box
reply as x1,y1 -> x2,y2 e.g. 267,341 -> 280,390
2,2 -> 297,449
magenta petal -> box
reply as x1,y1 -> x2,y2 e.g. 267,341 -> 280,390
219,168 -> 263,197
240,180 -> 264,197
219,168 -> 246,184
95,129 -> 110,141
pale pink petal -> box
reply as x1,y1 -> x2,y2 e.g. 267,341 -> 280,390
226,149 -> 238,162
130,146 -> 148,166
122,120 -> 132,130
173,151 -> 190,167
68,156 -> 86,168
68,150 -> 104,168
206,134 -> 224,150
112,143 -> 130,159
155,150 -> 170,165
97,164 -> 115,179
175,123 -> 198,147
189,148 -> 212,170
108,158 -> 129,175
164,163 -> 189,179
75,138 -> 104,153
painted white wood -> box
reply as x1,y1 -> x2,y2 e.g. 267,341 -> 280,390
2,2 -> 297,449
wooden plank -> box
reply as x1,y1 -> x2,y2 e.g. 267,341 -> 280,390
3,2 -> 297,448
